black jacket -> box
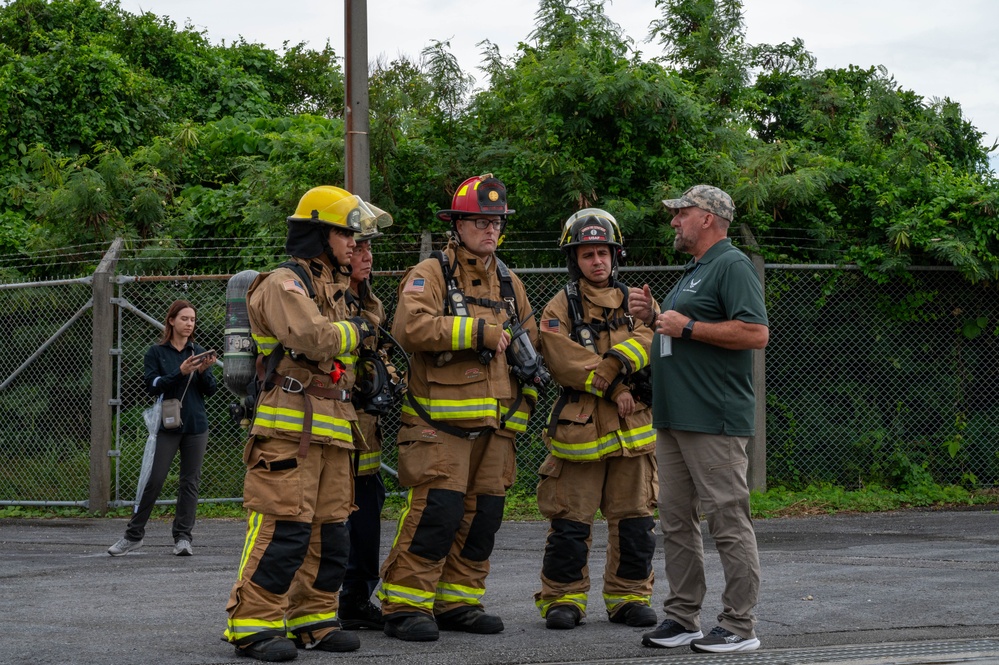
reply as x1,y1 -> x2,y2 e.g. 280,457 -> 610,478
144,341 -> 218,434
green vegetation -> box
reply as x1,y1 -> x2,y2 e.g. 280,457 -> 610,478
1,483 -> 996,521
0,0 -> 995,278
1,0 -> 998,500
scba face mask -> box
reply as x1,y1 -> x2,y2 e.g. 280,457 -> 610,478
354,350 -> 405,416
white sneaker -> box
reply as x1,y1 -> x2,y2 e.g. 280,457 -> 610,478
172,539 -> 193,556
108,537 -> 143,556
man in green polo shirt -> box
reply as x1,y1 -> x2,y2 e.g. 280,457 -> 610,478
629,184 -> 769,654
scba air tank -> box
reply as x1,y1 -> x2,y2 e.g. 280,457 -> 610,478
223,269 -> 259,397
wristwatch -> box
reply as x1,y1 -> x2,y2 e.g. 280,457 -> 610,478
682,319 -> 695,340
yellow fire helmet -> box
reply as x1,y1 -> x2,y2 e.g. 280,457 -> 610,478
288,185 -> 393,234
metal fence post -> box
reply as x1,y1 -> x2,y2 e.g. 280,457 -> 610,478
740,225 -> 767,493
88,238 -> 123,514
419,230 -> 433,261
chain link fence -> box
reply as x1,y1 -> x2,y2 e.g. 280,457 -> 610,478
2,262 -> 998,507
0,278 -> 95,504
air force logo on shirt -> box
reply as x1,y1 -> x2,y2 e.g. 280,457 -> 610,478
682,276 -> 702,294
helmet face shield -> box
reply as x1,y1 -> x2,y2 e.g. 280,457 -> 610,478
355,200 -> 393,236
559,208 -> 624,250
323,195 -> 394,234
289,186 -> 394,234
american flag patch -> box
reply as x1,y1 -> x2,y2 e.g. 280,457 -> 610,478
282,279 -> 307,296
403,278 -> 426,293
540,319 -> 560,333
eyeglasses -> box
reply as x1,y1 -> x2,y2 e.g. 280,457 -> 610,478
466,217 -> 504,230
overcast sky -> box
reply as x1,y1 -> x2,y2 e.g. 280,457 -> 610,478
118,0 -> 999,163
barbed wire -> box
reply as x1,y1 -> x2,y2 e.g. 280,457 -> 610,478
0,230 -> 906,278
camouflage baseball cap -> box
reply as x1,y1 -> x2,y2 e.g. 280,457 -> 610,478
662,184 -> 735,223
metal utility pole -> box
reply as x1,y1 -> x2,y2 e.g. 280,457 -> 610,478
344,0 -> 370,200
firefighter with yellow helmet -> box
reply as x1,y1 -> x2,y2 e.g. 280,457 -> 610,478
379,174 -> 543,641
224,186 -> 387,661
534,208 -> 659,631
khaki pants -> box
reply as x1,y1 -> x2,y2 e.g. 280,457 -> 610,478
225,438 -> 355,647
379,428 -> 516,619
656,429 -> 760,639
534,452 -> 657,619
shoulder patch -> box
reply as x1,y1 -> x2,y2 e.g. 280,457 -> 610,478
403,278 -> 426,293
282,279 -> 308,297
540,319 -> 560,333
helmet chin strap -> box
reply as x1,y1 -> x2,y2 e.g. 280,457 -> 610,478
318,227 -> 353,276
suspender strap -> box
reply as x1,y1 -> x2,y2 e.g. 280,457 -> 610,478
547,388 -> 575,438
256,351 -> 352,459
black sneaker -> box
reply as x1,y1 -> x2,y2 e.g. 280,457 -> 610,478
436,606 -> 504,634
340,599 -> 385,630
690,625 -> 761,653
641,618 -> 703,648
383,615 -> 439,642
236,636 -> 298,661
303,629 -> 360,652
545,605 -> 582,630
609,602 -> 657,627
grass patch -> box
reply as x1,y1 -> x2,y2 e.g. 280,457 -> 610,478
750,483 -> 999,518
2,484 -> 997,521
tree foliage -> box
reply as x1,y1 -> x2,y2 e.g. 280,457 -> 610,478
0,0 -> 995,282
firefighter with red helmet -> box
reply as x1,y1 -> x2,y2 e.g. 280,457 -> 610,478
379,174 -> 541,641
534,209 -> 659,631
223,186 -> 387,661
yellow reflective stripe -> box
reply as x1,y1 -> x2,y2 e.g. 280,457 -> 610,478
225,616 -> 286,642
403,395 -> 530,431
550,430 -> 622,461
522,386 -> 539,401
613,338 -> 649,371
550,423 -> 654,461
604,594 -> 651,612
500,403 -> 530,433
378,582 -> 435,610
237,511 -> 264,581
337,354 -> 357,368
331,321 -> 356,354
357,451 -> 381,473
286,611 -> 337,632
252,334 -> 279,355
450,316 -> 475,350
620,423 -> 655,450
436,582 -> 484,605
584,371 -> 605,397
388,489 -> 414,549
535,593 -> 588,616
253,405 -> 353,442
402,395 -> 498,420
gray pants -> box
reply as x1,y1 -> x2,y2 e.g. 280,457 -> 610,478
126,430 -> 208,543
655,429 -> 760,638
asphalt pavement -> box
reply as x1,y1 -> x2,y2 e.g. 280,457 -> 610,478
3,508 -> 998,665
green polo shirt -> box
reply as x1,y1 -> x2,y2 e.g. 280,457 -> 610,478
651,238 -> 768,435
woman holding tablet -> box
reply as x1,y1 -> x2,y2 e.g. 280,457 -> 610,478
109,299 -> 218,557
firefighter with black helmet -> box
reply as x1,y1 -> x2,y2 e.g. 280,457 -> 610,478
224,186 -> 387,661
379,174 -> 540,642
534,208 -> 659,631
339,223 -> 404,631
